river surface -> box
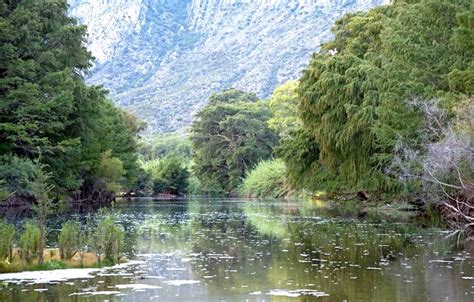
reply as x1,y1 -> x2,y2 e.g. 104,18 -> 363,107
0,198 -> 473,301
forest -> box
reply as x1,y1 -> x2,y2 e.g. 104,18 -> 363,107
0,0 -> 473,277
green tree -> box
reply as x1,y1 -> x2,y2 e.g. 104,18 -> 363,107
151,155 -> 189,195
285,0 -> 473,193
191,89 -> 278,195
97,150 -> 124,194
0,1 -> 140,202
0,221 -> 15,262
268,80 -> 301,139
58,220 -> 81,260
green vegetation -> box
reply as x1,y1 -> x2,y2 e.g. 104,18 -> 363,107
58,221 -> 81,260
18,220 -> 40,264
282,0 -> 473,194
0,0 -> 141,205
139,132 -> 191,160
191,89 -> 278,195
240,159 -> 292,198
91,212 -> 125,264
149,156 -> 189,195
267,80 -> 301,139
0,221 -> 15,262
0,211 -> 125,273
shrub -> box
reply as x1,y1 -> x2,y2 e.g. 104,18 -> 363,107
240,159 -> 292,198
58,221 -> 81,260
187,175 -> 202,195
19,220 -> 40,263
97,150 -> 124,193
0,221 -> 16,262
91,213 -> 124,264
143,155 -> 189,195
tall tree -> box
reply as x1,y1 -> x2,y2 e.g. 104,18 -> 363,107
0,1 -> 140,202
191,89 -> 278,195
286,0 -> 473,193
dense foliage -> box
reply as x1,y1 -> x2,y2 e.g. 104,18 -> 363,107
280,0 -> 473,193
240,159 -> 292,198
191,89 -> 278,195
139,132 -> 191,161
141,155 -> 190,195
0,0 -> 140,202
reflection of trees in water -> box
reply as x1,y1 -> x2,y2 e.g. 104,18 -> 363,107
186,200 -> 462,301
114,200 -> 474,300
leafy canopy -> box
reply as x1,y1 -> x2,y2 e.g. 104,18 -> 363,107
191,89 -> 278,195
0,0 -> 141,200
283,0 -> 473,193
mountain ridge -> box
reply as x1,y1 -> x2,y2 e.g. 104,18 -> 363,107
69,0 -> 389,133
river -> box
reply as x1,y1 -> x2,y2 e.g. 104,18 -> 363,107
0,198 -> 473,301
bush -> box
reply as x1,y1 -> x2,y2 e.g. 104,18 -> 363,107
19,220 -> 40,263
97,150 -> 124,193
187,175 -> 202,195
240,159 -> 292,198
143,155 -> 189,195
0,221 -> 16,262
58,221 -> 81,260
91,213 -> 124,264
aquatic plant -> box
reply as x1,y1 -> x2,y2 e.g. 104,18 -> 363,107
58,221 -> 81,260
0,221 -> 16,262
18,220 -> 40,264
90,212 -> 124,264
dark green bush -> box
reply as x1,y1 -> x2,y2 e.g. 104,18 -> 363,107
0,155 -> 36,198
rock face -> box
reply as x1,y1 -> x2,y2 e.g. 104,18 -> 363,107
69,0 -> 389,133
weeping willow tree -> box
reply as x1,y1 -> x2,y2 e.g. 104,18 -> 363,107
287,0 -> 473,193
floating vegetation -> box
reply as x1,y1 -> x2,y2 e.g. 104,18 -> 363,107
0,199 -> 472,301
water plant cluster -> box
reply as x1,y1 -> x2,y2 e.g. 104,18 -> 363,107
0,211 -> 124,273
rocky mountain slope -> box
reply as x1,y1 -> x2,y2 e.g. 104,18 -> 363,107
69,0 -> 389,133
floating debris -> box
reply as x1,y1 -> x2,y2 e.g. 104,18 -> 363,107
162,280 -> 200,286
267,289 -> 329,298
69,291 -> 121,296
116,284 -> 162,290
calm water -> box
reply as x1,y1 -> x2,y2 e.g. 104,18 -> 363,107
0,198 -> 473,301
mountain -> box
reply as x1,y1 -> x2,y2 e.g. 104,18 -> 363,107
69,0 -> 389,133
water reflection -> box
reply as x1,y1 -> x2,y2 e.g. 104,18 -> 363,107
0,198 -> 472,301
